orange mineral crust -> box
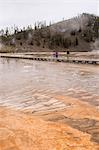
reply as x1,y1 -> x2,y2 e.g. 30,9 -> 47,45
0,107 -> 99,150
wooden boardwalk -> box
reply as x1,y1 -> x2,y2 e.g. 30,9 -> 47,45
0,53 -> 99,65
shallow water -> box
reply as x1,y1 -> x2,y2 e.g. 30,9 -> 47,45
0,58 -> 99,111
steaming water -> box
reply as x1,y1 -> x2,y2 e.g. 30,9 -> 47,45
0,58 -> 99,111
0,43 -> 2,50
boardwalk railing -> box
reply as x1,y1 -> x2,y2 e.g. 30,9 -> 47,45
0,54 -> 99,65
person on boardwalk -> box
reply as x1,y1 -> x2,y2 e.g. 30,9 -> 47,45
66,50 -> 70,61
55,51 -> 58,58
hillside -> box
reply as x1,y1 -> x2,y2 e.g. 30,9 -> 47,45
0,13 -> 99,53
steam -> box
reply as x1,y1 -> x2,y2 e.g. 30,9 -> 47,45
0,39 -> 3,50
93,39 -> 99,50
28,32 -> 32,41
11,38 -> 16,45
